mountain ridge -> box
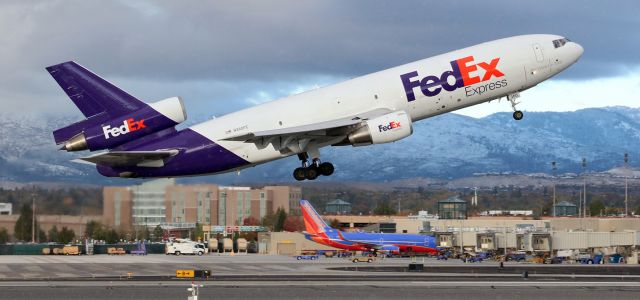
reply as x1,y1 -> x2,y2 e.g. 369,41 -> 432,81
1,106 -> 639,185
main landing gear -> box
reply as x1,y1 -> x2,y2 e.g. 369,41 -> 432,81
293,152 -> 334,181
508,92 -> 524,121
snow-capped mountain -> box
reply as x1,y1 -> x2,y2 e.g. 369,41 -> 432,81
1,107 -> 639,185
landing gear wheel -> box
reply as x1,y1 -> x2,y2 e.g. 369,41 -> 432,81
293,168 -> 306,181
318,162 -> 334,176
305,166 -> 319,180
513,110 -> 524,120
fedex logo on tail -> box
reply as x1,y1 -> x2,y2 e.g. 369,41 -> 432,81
378,121 -> 401,132
400,56 -> 505,101
102,118 -> 146,139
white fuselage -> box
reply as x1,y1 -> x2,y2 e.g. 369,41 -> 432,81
190,34 -> 583,168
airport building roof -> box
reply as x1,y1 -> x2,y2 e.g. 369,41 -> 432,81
555,201 -> 577,207
438,197 -> 467,203
327,199 -> 350,205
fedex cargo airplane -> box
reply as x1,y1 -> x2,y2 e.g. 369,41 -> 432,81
301,200 -> 437,254
49,34 -> 582,180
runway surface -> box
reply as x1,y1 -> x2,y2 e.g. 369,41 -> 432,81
0,254 -> 639,299
0,281 -> 639,300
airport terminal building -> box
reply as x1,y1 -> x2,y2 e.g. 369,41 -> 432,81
103,179 -> 301,231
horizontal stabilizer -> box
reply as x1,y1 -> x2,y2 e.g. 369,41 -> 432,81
76,150 -> 179,167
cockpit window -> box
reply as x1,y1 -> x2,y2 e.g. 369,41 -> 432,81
553,38 -> 570,48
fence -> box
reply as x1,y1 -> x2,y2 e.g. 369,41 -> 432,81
0,243 -> 166,255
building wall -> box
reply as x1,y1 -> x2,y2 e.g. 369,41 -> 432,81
0,214 -> 102,240
130,179 -> 173,227
257,232 -> 339,255
102,186 -> 133,230
264,186 -> 301,215
438,202 -> 467,219
550,218 -> 640,232
105,182 -> 300,229
329,215 -> 640,237
0,203 -> 12,215
165,184 -> 219,225
215,187 -> 253,226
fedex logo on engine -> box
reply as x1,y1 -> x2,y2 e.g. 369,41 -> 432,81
400,56 -> 506,101
378,121 -> 401,132
102,118 -> 146,139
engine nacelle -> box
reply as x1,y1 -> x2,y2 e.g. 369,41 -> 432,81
61,97 -> 187,151
347,111 -> 413,146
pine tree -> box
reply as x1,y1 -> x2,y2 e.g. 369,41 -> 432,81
152,225 -> 164,242
48,226 -> 59,243
58,227 -> 75,244
274,208 -> 287,232
0,227 -> 9,244
14,203 -> 38,242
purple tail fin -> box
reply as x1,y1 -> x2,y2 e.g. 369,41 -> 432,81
47,61 -> 148,144
46,61 -> 146,118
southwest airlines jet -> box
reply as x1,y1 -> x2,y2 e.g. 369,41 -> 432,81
49,35 -> 582,180
301,200 -> 437,254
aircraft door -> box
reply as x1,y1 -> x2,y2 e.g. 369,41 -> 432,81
526,43 -> 551,85
532,43 -> 544,62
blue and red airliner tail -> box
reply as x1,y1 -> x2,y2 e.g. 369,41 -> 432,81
300,200 -> 437,254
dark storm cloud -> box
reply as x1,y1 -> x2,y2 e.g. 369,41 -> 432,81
0,0 -> 637,115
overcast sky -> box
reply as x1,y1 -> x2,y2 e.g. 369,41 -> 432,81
1,0 -> 639,119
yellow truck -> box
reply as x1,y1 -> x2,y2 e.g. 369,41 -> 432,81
63,245 -> 80,255
107,247 -> 126,255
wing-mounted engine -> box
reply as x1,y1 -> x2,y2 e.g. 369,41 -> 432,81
56,97 -> 187,152
341,111 -> 413,146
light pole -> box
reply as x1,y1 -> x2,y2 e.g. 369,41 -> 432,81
552,162 -> 557,217
31,193 -> 36,243
582,158 -> 587,218
624,153 -> 629,217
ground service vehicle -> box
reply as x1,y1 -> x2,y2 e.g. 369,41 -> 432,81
608,254 -> 625,264
352,257 -> 374,263
166,240 -> 205,256
63,245 -> 80,255
296,255 -> 320,260
107,247 -> 126,255
506,252 -> 527,262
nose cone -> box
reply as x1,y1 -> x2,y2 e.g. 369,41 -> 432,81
572,42 -> 584,61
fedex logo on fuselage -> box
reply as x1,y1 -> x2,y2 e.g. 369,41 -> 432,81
378,121 -> 401,132
400,56 -> 505,101
102,118 -> 146,139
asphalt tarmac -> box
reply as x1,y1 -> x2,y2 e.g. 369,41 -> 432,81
1,281 -> 639,300
0,254 -> 638,299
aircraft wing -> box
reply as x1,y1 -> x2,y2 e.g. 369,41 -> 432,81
334,231 -> 389,250
220,108 -> 392,143
75,150 -> 179,167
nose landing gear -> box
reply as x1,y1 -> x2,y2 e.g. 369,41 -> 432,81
507,92 -> 524,120
513,110 -> 524,121
293,153 -> 334,181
